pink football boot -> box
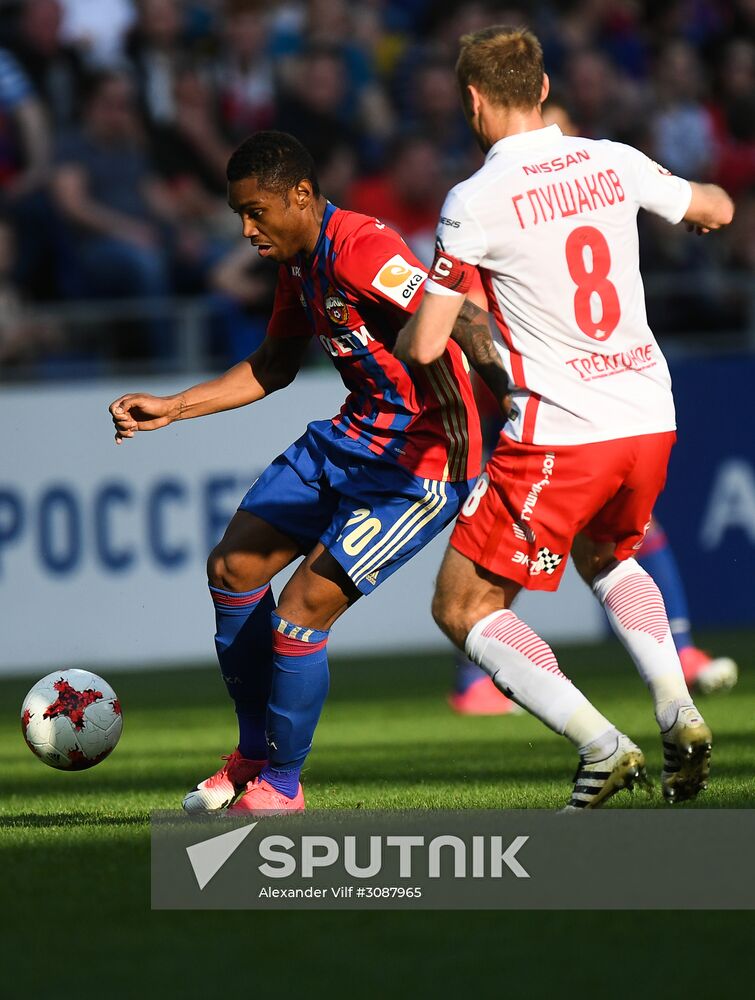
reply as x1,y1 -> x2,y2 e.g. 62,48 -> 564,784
227,777 -> 306,816
449,676 -> 523,716
182,749 -> 266,814
679,647 -> 738,695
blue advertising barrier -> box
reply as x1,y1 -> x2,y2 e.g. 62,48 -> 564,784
655,354 -> 755,627
0,374 -> 606,675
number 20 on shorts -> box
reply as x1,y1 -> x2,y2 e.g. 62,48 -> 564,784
342,508 -> 383,555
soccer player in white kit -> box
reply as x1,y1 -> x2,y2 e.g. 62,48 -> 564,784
396,26 -> 734,809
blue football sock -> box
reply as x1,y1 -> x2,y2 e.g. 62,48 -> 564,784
454,651 -> 489,693
637,522 -> 693,652
209,583 -> 275,760
262,614 -> 330,798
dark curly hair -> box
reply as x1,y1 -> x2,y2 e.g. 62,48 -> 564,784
226,131 -> 321,198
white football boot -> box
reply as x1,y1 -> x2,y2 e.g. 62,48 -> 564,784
563,734 -> 649,811
660,705 -> 712,804
182,749 -> 266,814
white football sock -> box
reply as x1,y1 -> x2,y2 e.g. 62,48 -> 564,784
592,558 -> 692,730
465,609 -> 616,749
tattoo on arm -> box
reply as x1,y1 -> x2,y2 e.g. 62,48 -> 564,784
450,300 -> 512,416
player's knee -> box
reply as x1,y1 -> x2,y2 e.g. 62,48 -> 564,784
571,548 -> 596,584
576,552 -> 615,585
431,588 -> 450,630
431,589 -> 468,648
207,545 -> 250,592
273,594 -> 336,633
572,535 -> 616,585
274,593 -> 316,625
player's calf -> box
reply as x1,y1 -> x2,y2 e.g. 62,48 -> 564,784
432,546 -> 519,650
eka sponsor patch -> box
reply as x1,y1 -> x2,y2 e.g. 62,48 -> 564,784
371,254 -> 426,306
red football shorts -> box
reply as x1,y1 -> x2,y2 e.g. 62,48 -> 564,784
450,431 -> 676,591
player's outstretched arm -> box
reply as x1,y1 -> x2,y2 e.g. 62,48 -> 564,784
109,334 -> 310,444
684,182 -> 735,234
450,299 -> 513,417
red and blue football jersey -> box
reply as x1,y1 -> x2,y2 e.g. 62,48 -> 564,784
267,203 -> 482,483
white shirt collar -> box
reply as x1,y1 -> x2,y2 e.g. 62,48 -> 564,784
485,124 -> 563,161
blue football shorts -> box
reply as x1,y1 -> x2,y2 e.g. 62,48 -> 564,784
239,420 -> 474,594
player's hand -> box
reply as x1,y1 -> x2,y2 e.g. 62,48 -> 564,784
686,223 -> 711,235
109,393 -> 183,444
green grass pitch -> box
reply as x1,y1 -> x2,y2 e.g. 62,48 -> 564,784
2,631 -> 754,995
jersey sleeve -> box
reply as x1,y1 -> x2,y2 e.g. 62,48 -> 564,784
618,143 -> 693,224
425,186 -> 488,297
266,265 -> 312,340
333,222 -> 428,315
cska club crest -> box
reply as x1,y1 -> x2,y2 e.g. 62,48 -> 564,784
325,286 -> 350,326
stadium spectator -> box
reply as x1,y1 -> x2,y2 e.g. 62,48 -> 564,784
724,185 -> 755,331
0,47 -> 53,294
51,72 -> 173,331
0,0 -> 751,373
271,0 -> 374,112
594,0 -> 649,80
710,40 -> 755,198
149,63 -> 231,201
208,240 -> 276,363
728,187 -> 755,272
417,1 -> 497,65
0,48 -> 51,204
318,141 -> 358,208
57,0 -> 137,67
126,0 -> 188,130
5,0 -> 88,130
276,45 -> 363,168
391,2 -> 493,160
0,215 -> 59,366
652,40 -> 715,180
212,0 -> 277,140
563,48 -> 642,141
347,134 -> 445,265
400,58 -> 478,183
645,0 -> 728,50
271,0 -> 393,163
146,63 -> 240,299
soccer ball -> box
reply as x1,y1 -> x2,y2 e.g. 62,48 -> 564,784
20,669 -> 123,770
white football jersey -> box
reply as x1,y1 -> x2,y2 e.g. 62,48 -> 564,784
426,124 -> 692,445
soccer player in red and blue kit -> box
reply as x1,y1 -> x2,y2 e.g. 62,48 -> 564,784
109,131 -> 486,815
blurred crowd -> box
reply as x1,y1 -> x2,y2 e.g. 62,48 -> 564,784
0,0 -> 754,370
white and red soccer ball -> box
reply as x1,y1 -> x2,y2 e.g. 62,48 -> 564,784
20,669 -> 123,770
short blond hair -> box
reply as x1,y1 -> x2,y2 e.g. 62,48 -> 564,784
456,26 -> 544,113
